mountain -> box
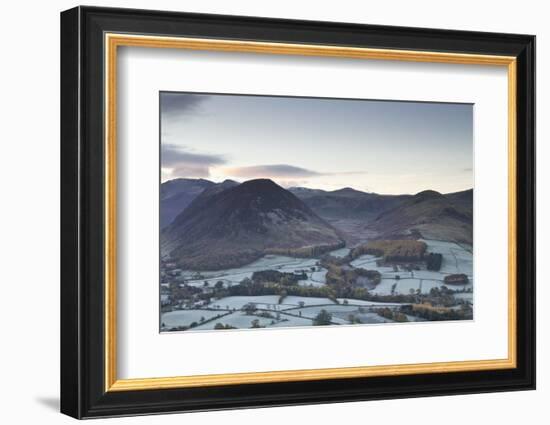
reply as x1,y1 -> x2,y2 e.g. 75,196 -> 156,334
160,178 -> 214,228
160,178 -> 239,228
445,188 -> 473,210
161,179 -> 344,270
289,186 -> 410,221
365,189 -> 473,244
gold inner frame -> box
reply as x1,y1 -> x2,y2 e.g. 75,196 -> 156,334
104,33 -> 518,392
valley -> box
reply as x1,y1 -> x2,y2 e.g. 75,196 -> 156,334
159,178 -> 474,332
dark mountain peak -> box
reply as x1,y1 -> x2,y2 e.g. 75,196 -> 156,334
330,187 -> 364,196
412,189 -> 444,203
202,179 -> 239,195
209,178 -> 310,216
220,179 -> 239,186
162,179 -> 343,270
162,177 -> 212,186
238,178 -> 281,191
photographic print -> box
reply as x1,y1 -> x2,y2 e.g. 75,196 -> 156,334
159,92 -> 474,332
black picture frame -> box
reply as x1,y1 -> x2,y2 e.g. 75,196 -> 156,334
61,5 -> 535,419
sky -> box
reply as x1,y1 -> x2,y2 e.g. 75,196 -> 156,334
160,92 -> 473,195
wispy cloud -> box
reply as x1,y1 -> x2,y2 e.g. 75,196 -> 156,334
162,144 -> 226,178
222,164 -> 367,179
222,164 -> 321,179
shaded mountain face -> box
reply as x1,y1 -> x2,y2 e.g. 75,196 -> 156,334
445,188 -> 473,210
160,178 -> 239,228
365,189 -> 473,244
289,186 -> 411,221
160,178 -> 214,228
162,179 -> 344,270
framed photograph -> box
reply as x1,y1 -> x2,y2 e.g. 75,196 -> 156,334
60,6 -> 535,419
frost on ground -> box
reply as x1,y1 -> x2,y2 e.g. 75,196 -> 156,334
181,255 -> 321,287
208,295 -> 286,310
282,296 -> 336,307
162,239 -> 473,331
336,298 -> 404,306
329,247 -> 351,258
161,309 -> 228,327
298,269 -> 327,287
192,312 -> 276,330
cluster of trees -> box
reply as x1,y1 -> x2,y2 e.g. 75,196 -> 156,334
401,303 -> 472,321
376,307 -> 409,322
426,286 -> 466,307
214,323 -> 236,330
325,264 -> 381,287
319,254 -> 349,268
214,276 -> 426,305
219,278 -> 339,302
313,309 -> 333,325
265,241 -> 345,258
349,240 -> 427,262
242,302 -> 258,315
444,274 -> 469,284
222,278 -> 279,297
346,313 -> 362,324
426,253 -> 443,271
251,269 -> 307,285
162,282 -> 203,310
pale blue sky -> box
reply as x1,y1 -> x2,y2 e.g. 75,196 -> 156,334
160,92 -> 473,194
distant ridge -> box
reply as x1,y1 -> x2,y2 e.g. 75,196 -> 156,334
160,178 -> 239,228
289,186 -> 410,220
365,189 -> 473,244
160,178 -> 214,228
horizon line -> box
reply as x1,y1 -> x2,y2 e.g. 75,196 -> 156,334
160,176 -> 473,197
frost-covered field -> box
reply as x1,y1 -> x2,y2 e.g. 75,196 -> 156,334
369,279 -> 396,295
420,239 -> 473,275
206,295 -> 337,311
163,240 -> 473,331
282,296 -> 336,307
352,240 -> 474,296
181,255 -> 320,287
208,295 -> 288,310
161,309 -> 228,327
192,312 -> 276,330
330,247 -> 351,258
350,254 -> 383,269
268,315 -> 314,327
334,311 -> 396,324
298,269 -> 327,287
290,304 -> 361,317
161,295 -> 407,329
336,298 -> 403,306
188,311 -> 317,330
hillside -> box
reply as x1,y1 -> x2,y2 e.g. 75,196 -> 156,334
160,178 -> 214,228
162,179 -> 345,270
160,178 -> 239,228
365,189 -> 473,244
290,186 -> 410,220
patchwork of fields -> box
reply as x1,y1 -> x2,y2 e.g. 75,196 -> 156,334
161,239 -> 473,331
